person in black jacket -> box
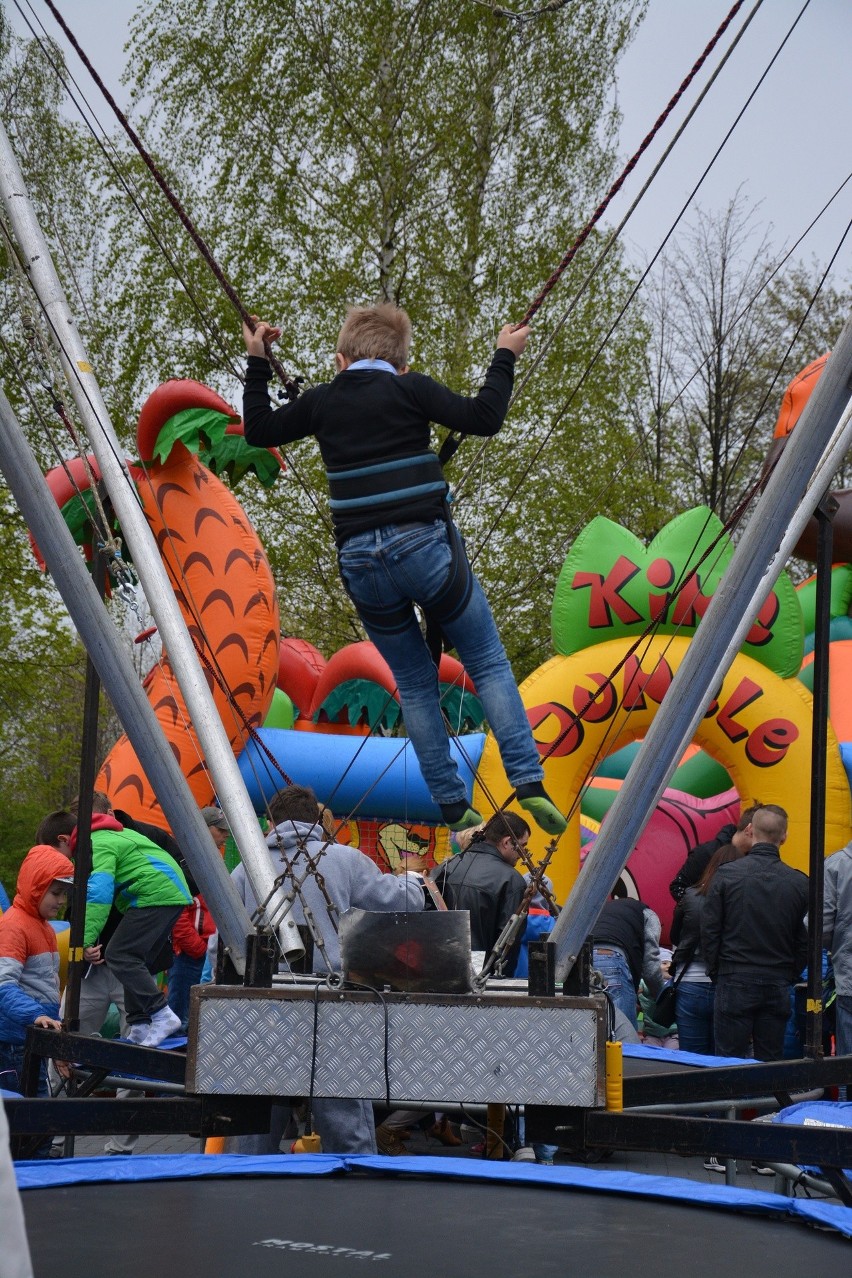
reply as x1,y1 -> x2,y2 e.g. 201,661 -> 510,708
701,805 -> 808,1060
241,306 -> 565,839
670,843 -> 746,1054
432,811 -> 530,974
668,803 -> 758,903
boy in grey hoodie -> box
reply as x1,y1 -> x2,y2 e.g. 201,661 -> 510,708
229,784 -> 424,1153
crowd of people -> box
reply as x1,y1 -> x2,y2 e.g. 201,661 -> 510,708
3,786 -> 846,1168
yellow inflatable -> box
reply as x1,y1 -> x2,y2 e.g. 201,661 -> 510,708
474,635 -> 852,902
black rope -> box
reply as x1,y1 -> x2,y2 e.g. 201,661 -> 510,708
517,0 -> 750,326
11,0 -> 243,385
41,0 -> 302,400
468,0 -> 815,578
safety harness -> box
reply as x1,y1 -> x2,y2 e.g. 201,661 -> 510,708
326,452 -> 447,513
330,449 -> 473,666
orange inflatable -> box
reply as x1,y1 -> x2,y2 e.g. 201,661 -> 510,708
40,381 -> 281,828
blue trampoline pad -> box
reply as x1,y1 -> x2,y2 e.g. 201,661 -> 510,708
19,1155 -> 852,1275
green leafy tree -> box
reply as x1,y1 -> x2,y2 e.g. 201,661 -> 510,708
106,0 -> 650,673
631,194 -> 852,537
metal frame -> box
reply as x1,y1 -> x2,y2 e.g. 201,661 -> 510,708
5,1027 -> 273,1160
7,1027 -> 852,1207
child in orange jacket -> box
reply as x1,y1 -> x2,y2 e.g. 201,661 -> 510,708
0,845 -> 74,1149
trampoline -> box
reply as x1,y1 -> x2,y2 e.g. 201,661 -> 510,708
18,1154 -> 852,1276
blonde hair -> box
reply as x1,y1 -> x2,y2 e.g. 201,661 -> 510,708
453,825 -> 485,854
337,302 -> 411,369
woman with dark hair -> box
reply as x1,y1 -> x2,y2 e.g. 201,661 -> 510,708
670,843 -> 747,1055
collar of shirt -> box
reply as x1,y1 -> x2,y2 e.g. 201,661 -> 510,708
345,358 -> 399,374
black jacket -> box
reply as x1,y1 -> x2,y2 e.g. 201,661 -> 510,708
670,888 -> 705,976
701,843 -> 808,983
669,823 -> 736,903
243,350 -> 516,546
433,841 -> 526,972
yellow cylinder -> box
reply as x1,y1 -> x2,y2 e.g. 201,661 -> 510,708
605,1039 -> 623,1111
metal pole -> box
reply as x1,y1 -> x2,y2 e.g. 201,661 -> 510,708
63,534 -> 107,1034
0,384 -> 253,973
0,120 -> 302,960
549,316 -> 852,981
805,498 -> 835,1057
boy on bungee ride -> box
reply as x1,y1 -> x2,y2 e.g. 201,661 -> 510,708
242,303 -> 565,837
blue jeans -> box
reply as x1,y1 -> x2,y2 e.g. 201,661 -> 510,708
593,947 -> 638,1029
167,952 -> 205,1030
338,521 -> 544,805
0,1041 -> 48,1098
836,994 -> 852,1100
836,994 -> 852,1057
675,982 -> 715,1055
714,976 -> 790,1061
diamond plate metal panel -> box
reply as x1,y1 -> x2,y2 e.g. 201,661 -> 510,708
188,987 -> 604,1106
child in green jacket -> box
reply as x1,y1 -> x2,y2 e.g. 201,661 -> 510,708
73,795 -> 191,1048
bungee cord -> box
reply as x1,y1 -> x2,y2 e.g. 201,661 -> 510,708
439,0 -> 754,468
491,162 -> 852,647
465,0 -> 816,578
13,0 -> 338,547
502,0 -> 764,418
11,1 -> 343,595
11,0 -> 246,389
39,0 -> 302,403
517,0 -> 750,328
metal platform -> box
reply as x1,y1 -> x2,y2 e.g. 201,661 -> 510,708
186,982 -> 607,1106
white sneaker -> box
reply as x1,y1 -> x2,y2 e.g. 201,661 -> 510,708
141,1005 -> 182,1048
126,1022 -> 151,1044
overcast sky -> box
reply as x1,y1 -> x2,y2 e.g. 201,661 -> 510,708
7,0 -> 852,284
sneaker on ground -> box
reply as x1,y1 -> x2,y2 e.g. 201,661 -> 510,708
510,1146 -> 536,1162
703,1156 -> 727,1172
126,1022 -> 151,1044
751,1162 -> 775,1176
141,1005 -> 182,1048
